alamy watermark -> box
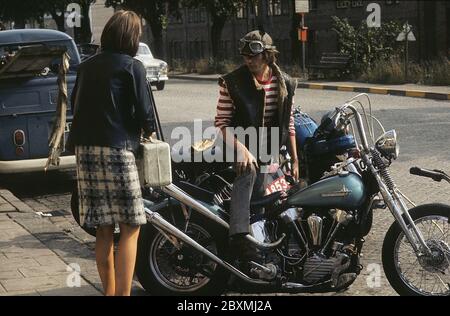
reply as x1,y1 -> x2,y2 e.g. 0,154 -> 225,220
366,263 -> 382,288
66,263 -> 82,288
366,3 -> 381,28
52,3 -> 82,29
170,120 -> 281,171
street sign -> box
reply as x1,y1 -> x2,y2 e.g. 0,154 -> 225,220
295,0 -> 309,13
397,23 -> 416,42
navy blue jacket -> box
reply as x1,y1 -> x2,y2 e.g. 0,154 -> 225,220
67,51 -> 155,153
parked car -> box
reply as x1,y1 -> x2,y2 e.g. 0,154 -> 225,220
134,42 -> 168,91
0,29 -> 80,174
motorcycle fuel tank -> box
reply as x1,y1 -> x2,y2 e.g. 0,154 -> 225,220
287,172 -> 366,209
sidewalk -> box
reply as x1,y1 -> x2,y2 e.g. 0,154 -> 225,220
169,73 -> 450,101
0,189 -> 102,296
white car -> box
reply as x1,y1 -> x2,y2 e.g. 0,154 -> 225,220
135,42 -> 168,91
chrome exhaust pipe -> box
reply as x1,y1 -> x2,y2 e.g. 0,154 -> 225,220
161,183 -> 285,250
144,207 -> 272,286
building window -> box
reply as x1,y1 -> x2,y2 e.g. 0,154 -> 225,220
309,0 -> 318,11
199,8 -> 207,22
336,0 -> 364,9
248,2 -> 259,17
170,41 -> 184,60
219,40 -> 231,59
189,40 -> 205,59
236,6 -> 247,19
281,0 -> 290,15
187,8 -> 206,24
268,0 -> 282,16
168,13 -> 183,24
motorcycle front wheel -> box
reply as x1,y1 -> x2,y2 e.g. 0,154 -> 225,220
135,205 -> 228,296
382,203 -> 450,296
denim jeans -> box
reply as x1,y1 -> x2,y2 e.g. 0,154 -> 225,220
229,164 -> 267,237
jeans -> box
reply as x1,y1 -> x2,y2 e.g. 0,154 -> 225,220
229,164 -> 267,237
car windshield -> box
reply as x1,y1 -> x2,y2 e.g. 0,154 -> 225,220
137,45 -> 153,58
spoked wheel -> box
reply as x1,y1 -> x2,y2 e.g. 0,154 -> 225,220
136,209 -> 228,296
383,204 -> 450,296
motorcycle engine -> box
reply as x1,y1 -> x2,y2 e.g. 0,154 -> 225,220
302,252 -> 350,285
299,210 -> 358,285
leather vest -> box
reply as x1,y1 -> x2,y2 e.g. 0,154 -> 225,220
218,65 -> 297,161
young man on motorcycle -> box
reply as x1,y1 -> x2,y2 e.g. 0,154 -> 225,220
214,30 -> 299,270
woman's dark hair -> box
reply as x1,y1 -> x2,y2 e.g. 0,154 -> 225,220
101,10 -> 142,57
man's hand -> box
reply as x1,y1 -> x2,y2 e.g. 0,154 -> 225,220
291,158 -> 299,181
236,143 -> 258,176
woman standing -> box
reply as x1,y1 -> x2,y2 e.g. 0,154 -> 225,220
67,10 -> 155,296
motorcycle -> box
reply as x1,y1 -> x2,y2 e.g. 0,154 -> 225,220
135,93 -> 450,296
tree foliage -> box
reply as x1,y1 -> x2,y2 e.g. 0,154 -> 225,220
0,0 -> 94,40
183,0 -> 246,58
332,16 -> 404,75
105,0 -> 180,58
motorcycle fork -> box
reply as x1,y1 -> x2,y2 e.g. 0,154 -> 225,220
373,171 -> 431,256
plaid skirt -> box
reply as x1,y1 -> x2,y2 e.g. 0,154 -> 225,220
75,146 -> 147,228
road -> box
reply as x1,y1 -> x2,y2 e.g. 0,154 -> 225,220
1,79 -> 450,296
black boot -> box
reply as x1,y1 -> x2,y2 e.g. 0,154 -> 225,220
229,234 -> 263,271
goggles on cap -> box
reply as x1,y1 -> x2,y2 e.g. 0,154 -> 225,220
239,39 -> 274,56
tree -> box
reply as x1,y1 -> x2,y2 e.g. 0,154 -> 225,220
0,0 -> 42,28
183,0 -> 245,59
0,0 -> 94,39
332,16 -> 404,75
74,0 -> 96,43
105,0 -> 180,58
38,0 -> 74,32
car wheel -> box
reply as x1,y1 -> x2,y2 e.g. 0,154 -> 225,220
156,82 -> 165,91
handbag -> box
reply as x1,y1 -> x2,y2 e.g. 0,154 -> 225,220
137,135 -> 172,187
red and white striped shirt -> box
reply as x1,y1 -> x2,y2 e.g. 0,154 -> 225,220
214,75 -> 296,136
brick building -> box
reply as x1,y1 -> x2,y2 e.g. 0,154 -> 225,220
148,0 -> 449,65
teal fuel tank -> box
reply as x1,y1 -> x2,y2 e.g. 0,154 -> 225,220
287,172 -> 367,209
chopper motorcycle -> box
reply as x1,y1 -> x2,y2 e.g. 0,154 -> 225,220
134,93 -> 450,296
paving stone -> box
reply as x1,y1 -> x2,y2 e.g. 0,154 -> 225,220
4,248 -> 55,259
37,285 -> 102,296
0,270 -> 23,281
0,258 -> 41,269
1,276 -> 65,292
0,290 -> 40,296
0,204 -> 17,213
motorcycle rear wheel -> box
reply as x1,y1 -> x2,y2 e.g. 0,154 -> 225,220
382,203 -> 450,296
135,205 -> 228,296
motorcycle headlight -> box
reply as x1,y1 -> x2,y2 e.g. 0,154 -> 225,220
375,130 -> 399,160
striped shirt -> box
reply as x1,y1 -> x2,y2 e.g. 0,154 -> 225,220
214,75 -> 296,136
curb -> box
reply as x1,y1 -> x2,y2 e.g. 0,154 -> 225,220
0,189 -> 34,213
297,83 -> 450,101
170,74 -> 450,101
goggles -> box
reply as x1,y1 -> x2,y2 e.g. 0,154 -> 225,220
239,39 -> 274,56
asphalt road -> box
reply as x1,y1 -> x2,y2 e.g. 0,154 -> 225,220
1,79 -> 450,296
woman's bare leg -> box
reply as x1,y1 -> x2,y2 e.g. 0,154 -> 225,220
115,223 -> 141,296
95,225 -> 115,296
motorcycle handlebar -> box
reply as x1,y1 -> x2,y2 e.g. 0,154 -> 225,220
409,167 -> 450,183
